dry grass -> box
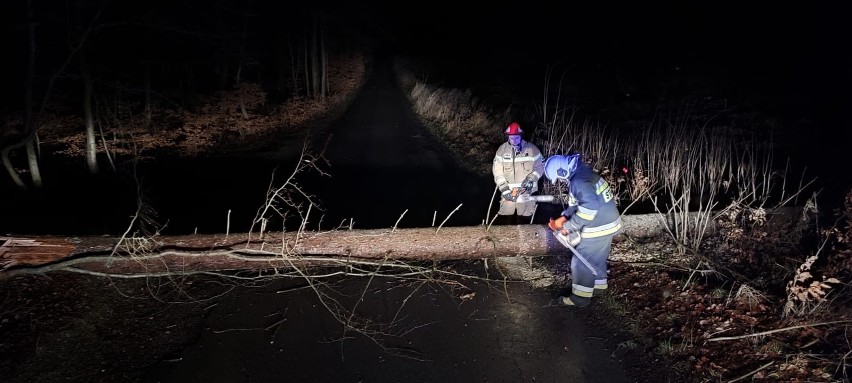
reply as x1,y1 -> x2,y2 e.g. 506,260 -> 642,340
394,58 -> 508,175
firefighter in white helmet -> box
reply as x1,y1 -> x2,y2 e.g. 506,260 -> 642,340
544,153 -> 623,307
491,122 -> 545,224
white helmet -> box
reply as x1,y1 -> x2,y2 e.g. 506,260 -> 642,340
544,154 -> 581,184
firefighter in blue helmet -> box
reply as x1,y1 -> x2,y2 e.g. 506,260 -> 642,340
544,154 -> 623,307
492,122 -> 545,225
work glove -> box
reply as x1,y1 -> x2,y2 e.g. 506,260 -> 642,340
548,216 -> 568,232
549,217 -> 581,247
500,186 -> 514,201
521,175 -> 536,191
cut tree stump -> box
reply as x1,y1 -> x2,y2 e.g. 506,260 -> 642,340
0,207 -> 799,278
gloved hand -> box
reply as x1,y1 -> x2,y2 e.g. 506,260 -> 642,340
521,175 -> 536,191
500,186 -> 514,202
547,219 -> 581,247
548,216 -> 568,232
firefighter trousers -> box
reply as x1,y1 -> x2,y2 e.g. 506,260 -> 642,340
567,235 -> 613,307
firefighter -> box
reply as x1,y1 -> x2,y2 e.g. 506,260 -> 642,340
491,122 -> 545,224
544,153 -> 623,307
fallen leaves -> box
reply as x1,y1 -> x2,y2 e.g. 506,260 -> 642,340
604,240 -> 849,382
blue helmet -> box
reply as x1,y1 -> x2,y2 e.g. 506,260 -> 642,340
544,154 -> 581,184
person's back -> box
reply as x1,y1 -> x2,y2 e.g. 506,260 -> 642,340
568,161 -> 621,233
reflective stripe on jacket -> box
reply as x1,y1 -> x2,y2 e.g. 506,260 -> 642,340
561,163 -> 623,238
492,140 -> 545,196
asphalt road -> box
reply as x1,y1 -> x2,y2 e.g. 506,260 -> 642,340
304,55 -> 496,231
141,53 -> 634,383
142,271 -> 633,383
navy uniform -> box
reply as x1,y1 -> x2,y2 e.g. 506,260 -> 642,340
545,154 -> 623,307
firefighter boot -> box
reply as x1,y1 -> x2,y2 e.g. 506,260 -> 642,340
593,278 -> 608,297
559,294 -> 590,308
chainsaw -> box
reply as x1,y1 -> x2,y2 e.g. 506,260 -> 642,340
514,193 -> 556,203
557,234 -> 600,276
549,219 -> 600,276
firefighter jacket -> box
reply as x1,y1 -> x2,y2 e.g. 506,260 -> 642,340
492,140 -> 545,196
560,162 -> 623,238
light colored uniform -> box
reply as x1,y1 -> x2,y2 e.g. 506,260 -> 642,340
492,140 -> 545,216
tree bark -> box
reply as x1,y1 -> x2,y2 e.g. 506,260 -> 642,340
25,139 -> 42,188
309,13 -> 320,98
2,0 -> 40,189
320,25 -> 327,100
0,208 -> 800,278
83,66 -> 99,174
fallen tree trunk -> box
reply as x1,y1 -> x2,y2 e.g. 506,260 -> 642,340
0,208 -> 799,278
0,225 -> 570,277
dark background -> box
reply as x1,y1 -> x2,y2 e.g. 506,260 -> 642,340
1,0 -> 850,233
3,0 -> 848,115
379,0 -> 850,179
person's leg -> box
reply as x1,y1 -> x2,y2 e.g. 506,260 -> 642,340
562,237 -> 609,307
592,238 -> 613,297
516,201 -> 536,218
497,200 -> 515,216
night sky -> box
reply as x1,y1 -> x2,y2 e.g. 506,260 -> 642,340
382,1 -> 849,123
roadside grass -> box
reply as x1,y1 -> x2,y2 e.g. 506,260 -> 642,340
393,56 -> 509,176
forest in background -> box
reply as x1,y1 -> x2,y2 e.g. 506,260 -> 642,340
1,0 -> 375,189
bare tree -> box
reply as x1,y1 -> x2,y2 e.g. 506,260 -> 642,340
82,54 -> 99,174
2,0 -> 41,189
304,11 -> 327,100
2,0 -> 104,187
234,0 -> 253,119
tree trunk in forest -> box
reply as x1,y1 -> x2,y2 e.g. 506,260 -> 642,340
286,35 -> 300,97
144,65 -> 152,128
310,16 -> 319,98
320,26 -> 327,100
235,0 -> 252,119
24,0 -> 42,188
25,140 -> 42,188
2,0 -> 40,189
303,37 -> 311,97
83,68 -> 98,174
305,14 -> 328,99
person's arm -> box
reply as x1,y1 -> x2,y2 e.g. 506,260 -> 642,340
492,147 -> 511,200
531,145 -> 545,183
560,205 -> 578,218
565,177 -> 601,231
